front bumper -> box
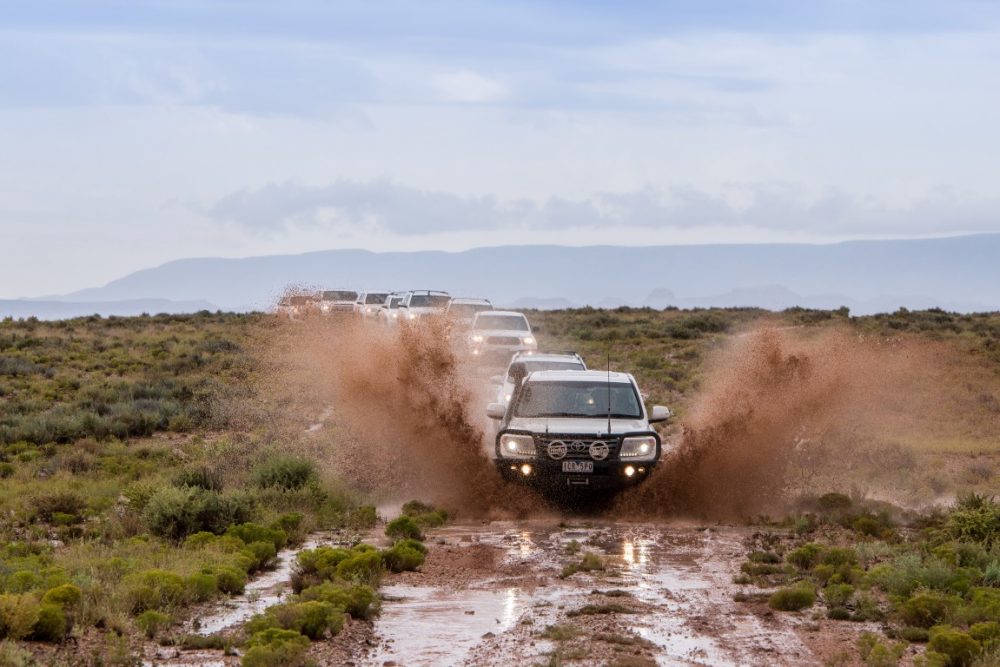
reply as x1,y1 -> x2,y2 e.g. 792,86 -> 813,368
494,458 -> 656,490
469,344 -> 536,364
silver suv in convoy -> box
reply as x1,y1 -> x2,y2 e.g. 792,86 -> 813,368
399,290 -> 451,322
468,311 -> 536,362
377,292 -> 406,327
486,370 -> 670,490
354,291 -> 390,319
318,289 -> 358,315
445,297 -> 493,327
492,352 -> 587,406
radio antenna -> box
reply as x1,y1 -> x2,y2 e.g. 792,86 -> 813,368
606,347 -> 612,436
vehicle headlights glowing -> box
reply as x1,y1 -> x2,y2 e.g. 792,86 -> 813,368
408,312 -> 417,320
499,433 -> 536,459
471,334 -> 484,343
620,435 -> 657,461
522,336 -> 536,345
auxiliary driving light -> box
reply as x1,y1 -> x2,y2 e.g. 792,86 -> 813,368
624,465 -> 636,478
520,464 -> 533,476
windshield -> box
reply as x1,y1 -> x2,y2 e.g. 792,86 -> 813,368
474,314 -> 529,331
322,290 -> 356,301
508,360 -> 584,382
513,381 -> 642,419
387,296 -> 403,308
449,303 -> 492,317
365,293 -> 388,304
290,296 -> 311,305
409,294 -> 450,307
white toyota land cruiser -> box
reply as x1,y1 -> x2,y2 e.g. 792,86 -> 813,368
486,370 -> 670,490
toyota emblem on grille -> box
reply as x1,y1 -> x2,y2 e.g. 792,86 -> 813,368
589,441 -> 609,461
547,440 -> 568,460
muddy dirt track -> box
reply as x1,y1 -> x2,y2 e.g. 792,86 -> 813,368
146,516 -> 878,667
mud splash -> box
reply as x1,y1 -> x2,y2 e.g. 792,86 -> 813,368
617,326 -> 990,518
261,316 -> 541,516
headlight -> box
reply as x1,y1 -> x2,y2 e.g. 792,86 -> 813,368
499,433 -> 536,459
408,312 -> 417,320
321,304 -> 331,312
620,435 -> 657,461
522,336 -> 535,345
471,334 -> 484,343
390,312 -> 397,318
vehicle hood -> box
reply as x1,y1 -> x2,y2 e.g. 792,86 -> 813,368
506,416 -> 650,435
472,328 -> 531,338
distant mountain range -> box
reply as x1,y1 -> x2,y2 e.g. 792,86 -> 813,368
8,234 -> 1000,318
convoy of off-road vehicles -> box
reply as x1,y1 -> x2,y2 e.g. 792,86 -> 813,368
274,288 -> 671,493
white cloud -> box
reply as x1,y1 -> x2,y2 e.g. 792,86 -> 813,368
430,70 -> 507,102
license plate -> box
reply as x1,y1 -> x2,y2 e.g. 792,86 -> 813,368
562,461 -> 593,473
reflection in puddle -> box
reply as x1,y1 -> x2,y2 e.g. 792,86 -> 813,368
369,585 -> 528,666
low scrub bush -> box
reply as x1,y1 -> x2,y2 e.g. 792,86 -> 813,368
253,457 -> 316,491
126,569 -> 188,612
291,547 -> 352,592
948,495 -> 1000,547
298,582 -> 379,620
186,572 -> 218,602
247,601 -> 343,640
401,500 -> 448,528
240,541 -> 278,573
857,632 -> 906,667
243,628 -> 311,667
382,542 -> 426,573
141,486 -> 255,540
769,585 -> 815,611
385,516 -> 423,541
561,552 -> 605,578
928,627 -> 981,667
0,594 -> 40,640
227,523 -> 287,551
41,584 -> 81,608
214,567 -> 247,595
898,590 -> 962,628
335,550 -> 384,586
787,543 -> 824,570
29,604 -> 66,641
136,610 -> 169,639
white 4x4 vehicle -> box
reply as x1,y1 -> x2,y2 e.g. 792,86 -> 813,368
318,289 -> 357,315
354,291 -> 390,319
468,311 -> 536,363
492,352 -> 587,406
445,298 -> 493,327
377,293 -> 406,327
486,370 -> 670,490
399,290 -> 451,322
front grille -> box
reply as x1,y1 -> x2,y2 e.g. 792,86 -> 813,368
486,336 -> 522,345
536,435 -> 620,461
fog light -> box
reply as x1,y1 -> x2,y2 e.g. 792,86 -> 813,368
624,465 -> 636,478
638,467 -> 646,474
520,464 -> 533,476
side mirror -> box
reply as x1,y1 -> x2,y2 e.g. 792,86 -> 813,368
486,403 -> 506,420
649,405 -> 672,423
489,375 -> 503,384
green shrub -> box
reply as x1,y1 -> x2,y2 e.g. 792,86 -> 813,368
40,584 -> 81,608
34,491 -> 86,523
768,585 -> 815,611
136,610 -> 169,639
253,457 -> 316,491
29,604 -> 66,642
291,547 -> 352,592
983,561 -> 1000,587
298,582 -> 379,621
243,628 -> 311,667
346,506 -> 378,529
0,640 -> 37,666
947,496 -> 1000,547
227,523 -> 287,550
173,466 -> 223,491
0,594 -> 40,640
385,516 -> 423,541
0,463 -> 14,479
334,551 -> 384,585
858,631 -> 906,667
382,543 -> 426,573
186,572 -> 218,602
819,492 -> 853,511
824,583 -> 855,608
898,591 -> 961,628
969,622 -> 1000,649
241,541 -> 278,573
401,500 -> 448,527
214,567 -> 247,595
4,571 -> 42,594
247,602 -> 343,640
141,485 -> 255,540
787,543 -> 824,569
928,627 -> 981,667
127,569 -> 188,612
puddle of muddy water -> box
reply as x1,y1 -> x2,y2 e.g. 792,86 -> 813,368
189,536 -> 321,636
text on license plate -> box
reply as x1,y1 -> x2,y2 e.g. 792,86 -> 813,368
562,461 -> 593,473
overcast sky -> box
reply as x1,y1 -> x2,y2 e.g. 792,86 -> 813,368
3,0 -> 1000,297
